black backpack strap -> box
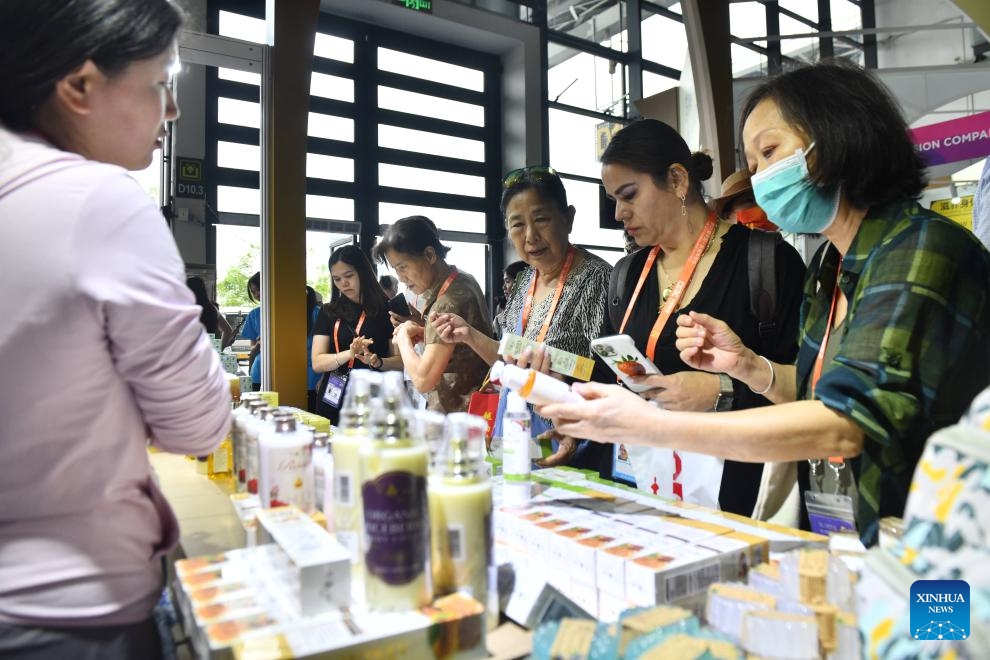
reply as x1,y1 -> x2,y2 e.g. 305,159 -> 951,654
748,230 -> 780,340
608,249 -> 638,332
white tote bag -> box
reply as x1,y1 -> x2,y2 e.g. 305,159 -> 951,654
626,445 -> 725,509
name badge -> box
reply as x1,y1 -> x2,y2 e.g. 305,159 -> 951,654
322,372 -> 348,409
804,491 -> 857,536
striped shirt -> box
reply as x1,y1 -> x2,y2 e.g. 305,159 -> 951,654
796,198 -> 990,545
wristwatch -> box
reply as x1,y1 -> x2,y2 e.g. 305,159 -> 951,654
714,373 -> 734,412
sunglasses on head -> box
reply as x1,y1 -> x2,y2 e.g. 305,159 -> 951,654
502,166 -> 559,189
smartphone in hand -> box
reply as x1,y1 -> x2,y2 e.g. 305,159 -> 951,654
387,292 -> 411,317
589,334 -> 661,393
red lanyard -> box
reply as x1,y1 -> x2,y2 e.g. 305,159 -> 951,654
812,259 -> 844,465
619,213 -> 718,362
521,245 -> 575,342
333,311 -> 366,369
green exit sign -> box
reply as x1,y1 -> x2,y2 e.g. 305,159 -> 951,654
392,0 -> 432,13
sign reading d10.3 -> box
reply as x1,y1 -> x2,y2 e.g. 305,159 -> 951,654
910,580 -> 969,641
176,157 -> 205,199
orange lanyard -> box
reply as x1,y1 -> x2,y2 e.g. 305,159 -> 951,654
811,259 -> 844,465
333,311 -> 366,369
435,267 -> 458,302
619,213 -> 718,362
521,245 -> 575,342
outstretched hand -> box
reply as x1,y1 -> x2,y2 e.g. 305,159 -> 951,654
675,311 -> 747,375
538,381 -> 659,446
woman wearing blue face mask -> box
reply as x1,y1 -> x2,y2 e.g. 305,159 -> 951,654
539,61 -> 990,547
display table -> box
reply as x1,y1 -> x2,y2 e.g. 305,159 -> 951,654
150,452 -> 243,559
151,453 -> 823,658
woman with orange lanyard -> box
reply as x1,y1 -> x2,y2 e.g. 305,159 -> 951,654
433,167 -> 613,472
379,216 -> 492,413
594,119 -> 805,516
312,245 -> 398,425
541,63 -> 990,546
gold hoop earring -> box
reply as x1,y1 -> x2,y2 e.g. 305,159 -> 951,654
679,194 -> 687,216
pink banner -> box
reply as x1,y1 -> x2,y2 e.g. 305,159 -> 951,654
910,110 -> 990,166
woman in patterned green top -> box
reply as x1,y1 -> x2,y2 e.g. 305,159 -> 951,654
540,61 -> 990,546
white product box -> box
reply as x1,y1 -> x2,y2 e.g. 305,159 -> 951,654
624,544 -> 720,607
598,590 -> 633,623
255,506 -> 351,615
595,533 -> 658,599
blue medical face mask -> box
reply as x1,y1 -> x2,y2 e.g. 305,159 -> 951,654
750,142 -> 840,234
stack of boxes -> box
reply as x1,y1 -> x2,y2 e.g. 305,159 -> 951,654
173,505 -> 486,659
494,468 -> 824,622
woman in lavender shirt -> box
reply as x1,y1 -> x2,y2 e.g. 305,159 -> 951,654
0,1 -> 232,657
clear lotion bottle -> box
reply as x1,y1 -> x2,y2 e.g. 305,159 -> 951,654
332,371 -> 380,566
428,413 -> 495,626
360,372 -> 431,611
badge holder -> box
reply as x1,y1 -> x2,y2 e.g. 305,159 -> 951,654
322,372 -> 349,409
804,457 -> 857,536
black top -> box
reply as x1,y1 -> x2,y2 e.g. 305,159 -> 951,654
612,224 -> 806,516
312,305 -> 393,424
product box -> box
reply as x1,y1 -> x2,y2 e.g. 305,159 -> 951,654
570,529 -> 622,579
231,593 -> 486,660
229,492 -> 261,547
498,333 -> 595,381
255,506 -> 351,615
624,544 -> 720,607
278,406 -> 332,436
661,518 -> 734,545
595,533 -> 659,599
598,590 -> 634,623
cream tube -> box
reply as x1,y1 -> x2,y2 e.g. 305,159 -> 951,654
490,361 -> 584,407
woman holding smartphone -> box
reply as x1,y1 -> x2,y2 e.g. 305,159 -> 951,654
311,245 -> 399,424
377,216 -> 492,414
597,119 -> 806,517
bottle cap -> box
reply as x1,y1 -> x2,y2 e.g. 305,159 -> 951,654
372,372 -> 412,444
412,409 -> 446,470
441,413 -> 488,479
339,370 -> 381,429
489,360 -> 505,385
274,415 -> 297,432
313,431 -> 330,448
239,392 -> 261,408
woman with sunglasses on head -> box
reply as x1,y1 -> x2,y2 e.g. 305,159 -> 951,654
433,167 -> 614,472
0,1 -> 233,656
377,216 -> 492,413
311,245 -> 399,425
542,62 -> 990,546
593,119 -> 807,517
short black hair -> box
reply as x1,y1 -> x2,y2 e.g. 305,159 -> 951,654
500,168 -> 569,219
247,272 -> 261,303
327,245 -> 387,321
600,119 -> 714,202
378,275 -> 398,291
0,0 -> 184,131
186,275 -> 219,335
373,216 -> 450,264
504,260 -> 527,281
739,60 -> 926,210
